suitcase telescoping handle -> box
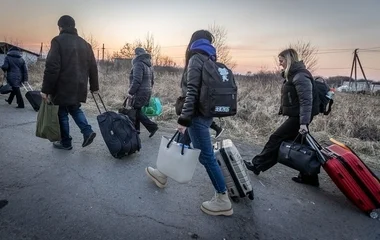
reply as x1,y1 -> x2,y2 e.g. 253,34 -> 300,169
91,92 -> 108,114
305,133 -> 327,164
122,95 -> 134,109
2,72 -> 7,85
21,82 -> 34,91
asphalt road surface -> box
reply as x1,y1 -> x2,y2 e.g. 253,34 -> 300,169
0,98 -> 379,240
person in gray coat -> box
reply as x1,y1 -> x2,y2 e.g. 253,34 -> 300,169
1,47 -> 28,108
244,48 -> 320,187
128,47 -> 158,137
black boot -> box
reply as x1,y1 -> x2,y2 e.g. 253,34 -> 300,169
292,173 -> 320,187
244,160 -> 261,175
149,126 -> 159,138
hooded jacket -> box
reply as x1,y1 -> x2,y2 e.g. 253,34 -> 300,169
128,52 -> 154,108
280,61 -> 320,124
1,47 -> 28,87
177,39 -> 217,127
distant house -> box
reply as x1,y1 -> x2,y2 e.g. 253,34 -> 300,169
372,82 -> 380,93
340,79 -> 380,93
112,57 -> 132,70
0,42 -> 40,66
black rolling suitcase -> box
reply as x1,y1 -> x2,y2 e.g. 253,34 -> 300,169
22,83 -> 41,112
92,93 -> 141,158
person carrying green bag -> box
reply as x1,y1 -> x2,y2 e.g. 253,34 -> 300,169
39,15 -> 99,150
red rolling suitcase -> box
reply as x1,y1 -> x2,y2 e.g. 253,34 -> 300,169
306,134 -> 380,219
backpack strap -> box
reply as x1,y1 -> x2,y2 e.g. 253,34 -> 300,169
324,99 -> 333,115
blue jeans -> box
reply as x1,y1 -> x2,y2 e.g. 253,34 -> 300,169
58,104 -> 93,147
187,116 -> 227,193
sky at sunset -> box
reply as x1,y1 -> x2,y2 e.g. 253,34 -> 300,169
1,0 -> 380,79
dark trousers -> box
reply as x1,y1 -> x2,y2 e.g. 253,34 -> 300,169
8,87 -> 24,107
134,108 -> 157,133
253,117 -> 314,175
58,104 -> 93,147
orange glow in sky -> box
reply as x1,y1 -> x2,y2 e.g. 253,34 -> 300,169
1,0 -> 379,79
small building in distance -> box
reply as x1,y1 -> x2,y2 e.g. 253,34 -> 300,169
0,42 -> 40,66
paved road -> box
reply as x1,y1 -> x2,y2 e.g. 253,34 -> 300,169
0,98 -> 379,240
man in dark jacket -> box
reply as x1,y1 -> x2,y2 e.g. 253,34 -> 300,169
41,15 -> 99,150
128,47 -> 158,137
1,47 -> 28,108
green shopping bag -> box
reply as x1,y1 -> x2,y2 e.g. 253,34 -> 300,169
36,100 -> 61,142
142,97 -> 162,117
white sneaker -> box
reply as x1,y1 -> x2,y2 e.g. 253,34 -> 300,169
145,167 -> 167,188
201,192 -> 233,216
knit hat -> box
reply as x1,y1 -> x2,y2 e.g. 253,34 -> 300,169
58,15 -> 75,28
135,47 -> 147,56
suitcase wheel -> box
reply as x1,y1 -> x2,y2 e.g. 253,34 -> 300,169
248,191 -> 254,201
369,211 -> 379,220
231,196 -> 240,203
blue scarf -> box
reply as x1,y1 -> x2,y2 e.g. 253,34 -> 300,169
190,39 -> 216,61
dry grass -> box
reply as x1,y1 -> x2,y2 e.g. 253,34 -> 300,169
28,62 -> 380,167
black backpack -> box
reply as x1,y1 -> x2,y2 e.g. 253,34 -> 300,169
314,77 -> 333,115
199,57 -> 238,118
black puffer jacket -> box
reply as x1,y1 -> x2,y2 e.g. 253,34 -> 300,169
128,53 -> 154,108
41,27 -> 99,106
177,53 -> 209,127
1,48 -> 28,87
179,70 -> 188,97
280,61 -> 319,125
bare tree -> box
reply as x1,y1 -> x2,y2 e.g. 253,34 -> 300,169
134,32 -> 161,65
208,23 -> 236,69
156,55 -> 177,67
81,32 -> 99,51
3,36 -> 23,47
113,32 -> 161,65
288,41 -> 318,73
113,43 -> 135,59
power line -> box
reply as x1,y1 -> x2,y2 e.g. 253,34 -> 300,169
366,67 -> 380,71
359,49 -> 380,53
360,46 -> 380,50
166,50 -> 353,60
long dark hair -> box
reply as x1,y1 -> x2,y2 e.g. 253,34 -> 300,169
183,30 -> 214,73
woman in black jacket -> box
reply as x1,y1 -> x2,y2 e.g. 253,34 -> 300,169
244,48 -> 320,187
1,47 -> 28,108
145,30 -> 233,216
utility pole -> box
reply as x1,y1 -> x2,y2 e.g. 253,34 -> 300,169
97,48 -> 100,62
102,44 -> 105,61
39,42 -> 43,58
348,49 -> 371,92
